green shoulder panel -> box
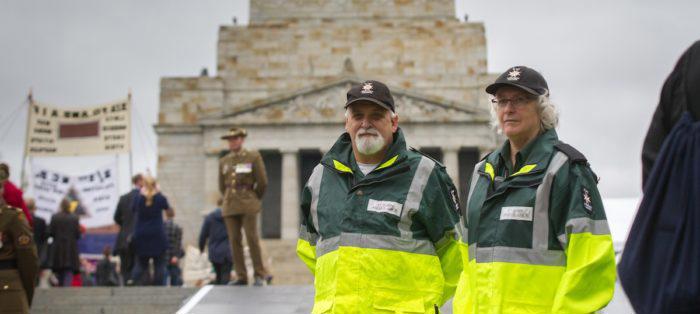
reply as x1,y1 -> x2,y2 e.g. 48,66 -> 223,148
550,158 -> 607,235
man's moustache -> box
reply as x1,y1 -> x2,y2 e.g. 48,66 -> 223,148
358,128 -> 379,136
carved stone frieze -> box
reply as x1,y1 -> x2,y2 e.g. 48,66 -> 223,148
199,78 -> 488,126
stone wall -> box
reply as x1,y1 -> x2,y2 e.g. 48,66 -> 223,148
216,20 -> 487,112
159,77 -> 224,125
250,0 -> 456,24
156,128 -> 206,245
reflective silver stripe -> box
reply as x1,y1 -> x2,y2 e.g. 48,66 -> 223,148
308,164 -> 324,234
465,159 -> 486,215
459,160 -> 485,243
399,156 -> 435,239
557,217 -> 611,248
299,224 -> 318,245
532,152 -> 568,250
315,233 -> 436,257
468,244 -> 566,267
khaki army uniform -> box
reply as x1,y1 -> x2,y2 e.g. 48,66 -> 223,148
218,148 -> 270,282
0,205 -> 38,314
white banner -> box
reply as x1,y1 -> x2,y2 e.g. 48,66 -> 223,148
31,162 -> 119,228
25,98 -> 131,156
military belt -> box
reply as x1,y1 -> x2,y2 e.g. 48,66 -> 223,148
0,259 -> 17,270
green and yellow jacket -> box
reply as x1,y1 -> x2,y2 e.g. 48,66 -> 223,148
454,129 -> 616,314
297,128 -> 462,314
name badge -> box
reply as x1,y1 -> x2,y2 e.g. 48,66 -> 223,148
367,199 -> 403,217
235,163 -> 253,174
500,206 -> 533,221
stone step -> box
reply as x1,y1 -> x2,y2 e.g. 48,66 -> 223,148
31,287 -> 197,314
184,239 -> 313,286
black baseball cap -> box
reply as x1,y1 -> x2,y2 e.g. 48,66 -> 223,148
344,80 -> 395,112
486,66 -> 549,96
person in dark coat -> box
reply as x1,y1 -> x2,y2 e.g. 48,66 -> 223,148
199,200 -> 233,285
95,246 -> 119,286
642,40 -> 700,186
164,210 -> 184,286
112,174 -> 142,285
48,198 -> 81,287
25,198 -> 49,286
130,176 -> 173,286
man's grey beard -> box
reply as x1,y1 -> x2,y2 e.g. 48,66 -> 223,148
355,128 -> 386,155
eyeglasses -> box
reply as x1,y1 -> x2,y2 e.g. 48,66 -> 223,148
491,96 -> 534,108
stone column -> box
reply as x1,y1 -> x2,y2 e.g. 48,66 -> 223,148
442,146 -> 460,193
281,149 -> 300,239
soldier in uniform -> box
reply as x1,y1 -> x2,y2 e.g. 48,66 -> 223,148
219,127 -> 272,286
0,166 -> 38,313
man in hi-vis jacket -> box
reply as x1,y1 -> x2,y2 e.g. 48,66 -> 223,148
297,80 -> 462,313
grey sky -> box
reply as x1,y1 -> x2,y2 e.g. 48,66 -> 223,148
1,0 -> 699,198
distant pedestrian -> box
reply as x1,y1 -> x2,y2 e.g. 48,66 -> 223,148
0,163 -> 32,227
199,199 -> 233,285
48,199 -> 81,287
130,176 -> 172,286
95,246 -> 119,287
164,210 -> 184,286
113,174 -> 143,284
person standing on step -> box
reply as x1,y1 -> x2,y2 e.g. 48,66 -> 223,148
219,127 -> 272,286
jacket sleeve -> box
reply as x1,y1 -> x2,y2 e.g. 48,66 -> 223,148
10,209 -> 39,306
296,172 -> 318,275
551,163 -> 616,313
199,215 -> 211,253
114,195 -> 125,226
253,152 -> 268,198
420,168 -> 463,306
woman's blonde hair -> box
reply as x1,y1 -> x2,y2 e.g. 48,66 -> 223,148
142,176 -> 158,206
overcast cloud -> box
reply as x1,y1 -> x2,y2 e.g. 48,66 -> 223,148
1,0 -> 699,198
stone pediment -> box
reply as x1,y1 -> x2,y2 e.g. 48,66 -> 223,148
199,77 -> 489,126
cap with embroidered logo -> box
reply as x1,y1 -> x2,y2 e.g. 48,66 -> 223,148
486,66 -> 549,96
344,80 -> 395,112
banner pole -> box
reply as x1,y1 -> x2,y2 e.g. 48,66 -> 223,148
20,89 -> 32,190
128,91 -> 134,177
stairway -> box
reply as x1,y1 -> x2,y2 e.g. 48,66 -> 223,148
262,239 -> 314,285
31,287 -> 198,314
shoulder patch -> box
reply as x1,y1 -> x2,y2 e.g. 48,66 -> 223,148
449,186 -> 461,214
409,147 -> 445,167
581,187 -> 594,214
554,141 -> 587,163
18,234 -> 31,246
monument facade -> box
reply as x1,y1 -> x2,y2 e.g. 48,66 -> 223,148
156,0 -> 498,244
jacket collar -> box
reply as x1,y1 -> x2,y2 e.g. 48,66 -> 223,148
321,127 -> 409,177
483,129 -> 559,180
